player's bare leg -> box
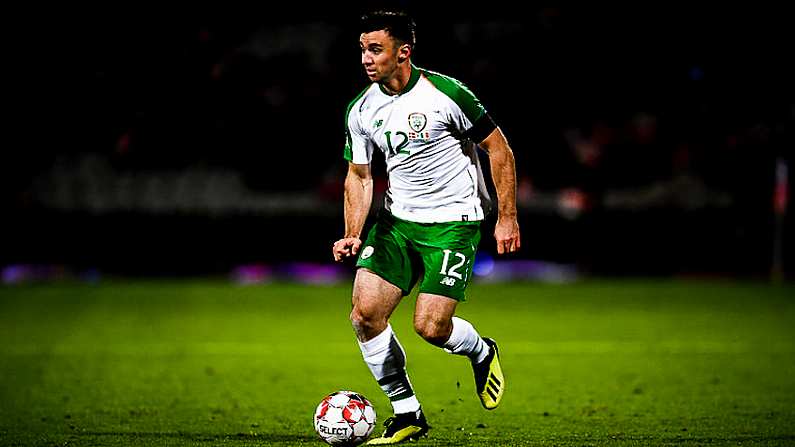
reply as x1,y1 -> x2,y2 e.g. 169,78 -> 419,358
413,293 -> 457,346
351,269 -> 428,445
351,268 -> 403,342
416,293 -> 504,410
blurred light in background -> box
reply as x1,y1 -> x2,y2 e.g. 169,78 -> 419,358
473,253 -> 578,283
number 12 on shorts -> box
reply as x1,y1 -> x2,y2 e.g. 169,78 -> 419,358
440,249 -> 468,280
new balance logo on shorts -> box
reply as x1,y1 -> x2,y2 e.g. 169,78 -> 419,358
439,277 -> 456,287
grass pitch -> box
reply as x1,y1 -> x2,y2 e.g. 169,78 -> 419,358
1,279 -> 794,446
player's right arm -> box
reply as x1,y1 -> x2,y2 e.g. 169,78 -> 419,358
334,90 -> 374,262
333,163 -> 373,261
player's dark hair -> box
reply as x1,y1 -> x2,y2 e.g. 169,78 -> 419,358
360,10 -> 416,48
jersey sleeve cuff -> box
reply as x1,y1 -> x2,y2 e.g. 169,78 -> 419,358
465,113 -> 497,144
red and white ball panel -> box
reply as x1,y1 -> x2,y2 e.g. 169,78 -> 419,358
313,391 -> 376,446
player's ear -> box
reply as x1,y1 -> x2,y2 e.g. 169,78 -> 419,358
398,44 -> 411,63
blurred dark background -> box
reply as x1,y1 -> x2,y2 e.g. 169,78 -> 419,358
5,3 -> 793,279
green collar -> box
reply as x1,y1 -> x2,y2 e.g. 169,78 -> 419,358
379,63 -> 421,96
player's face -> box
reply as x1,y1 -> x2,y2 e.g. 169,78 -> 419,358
360,30 -> 401,83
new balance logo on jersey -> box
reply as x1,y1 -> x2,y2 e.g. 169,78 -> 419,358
440,277 -> 457,287
373,119 -> 383,129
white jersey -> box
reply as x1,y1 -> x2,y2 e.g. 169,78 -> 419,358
344,65 -> 496,223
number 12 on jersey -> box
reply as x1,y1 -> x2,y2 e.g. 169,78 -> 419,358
384,131 -> 410,156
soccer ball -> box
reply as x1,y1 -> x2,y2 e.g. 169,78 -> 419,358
314,390 -> 376,446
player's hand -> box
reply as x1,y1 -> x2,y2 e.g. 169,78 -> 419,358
333,237 -> 363,262
494,217 -> 521,254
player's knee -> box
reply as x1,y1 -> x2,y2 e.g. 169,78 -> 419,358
349,307 -> 371,330
414,317 -> 452,346
350,307 -> 386,339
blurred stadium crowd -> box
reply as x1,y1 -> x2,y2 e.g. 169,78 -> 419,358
5,4 -> 792,279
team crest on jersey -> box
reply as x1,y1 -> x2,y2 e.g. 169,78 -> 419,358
408,113 -> 427,132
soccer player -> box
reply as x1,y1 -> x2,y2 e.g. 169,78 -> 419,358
332,10 -> 521,445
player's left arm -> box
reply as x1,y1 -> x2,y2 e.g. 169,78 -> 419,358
479,127 -> 521,254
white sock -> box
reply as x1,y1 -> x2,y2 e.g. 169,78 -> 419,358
442,317 -> 489,364
358,324 -> 421,414
391,395 -> 421,415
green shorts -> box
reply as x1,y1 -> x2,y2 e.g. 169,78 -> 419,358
356,211 -> 481,301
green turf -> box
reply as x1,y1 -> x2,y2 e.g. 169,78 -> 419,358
1,279 -> 794,446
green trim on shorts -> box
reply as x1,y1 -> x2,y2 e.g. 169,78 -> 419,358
356,211 -> 481,301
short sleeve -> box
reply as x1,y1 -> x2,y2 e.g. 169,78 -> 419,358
344,87 -> 374,164
424,70 -> 497,143
344,109 -> 373,164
